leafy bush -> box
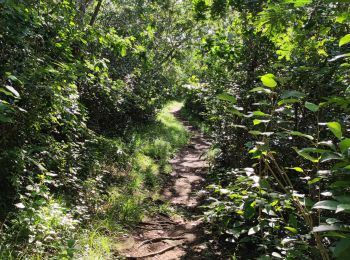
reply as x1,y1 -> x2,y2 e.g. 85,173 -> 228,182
186,0 -> 350,259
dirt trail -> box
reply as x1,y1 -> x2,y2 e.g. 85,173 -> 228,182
120,107 -> 218,259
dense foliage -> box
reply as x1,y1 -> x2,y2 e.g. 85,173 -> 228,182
185,0 -> 350,259
1,0 -> 350,259
0,0 -> 191,258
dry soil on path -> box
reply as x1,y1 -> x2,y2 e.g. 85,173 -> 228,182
119,107 -> 221,259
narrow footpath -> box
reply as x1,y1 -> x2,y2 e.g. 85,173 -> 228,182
120,107 -> 219,259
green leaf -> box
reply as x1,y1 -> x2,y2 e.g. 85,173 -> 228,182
248,225 -> 260,235
14,203 -> 25,209
0,115 -> 14,123
121,45 -> 127,57
287,167 -> 304,173
260,74 -> 277,88
320,152 -> 343,163
284,0 -> 312,7
293,147 -> 319,163
332,181 -> 350,188
334,237 -> 350,259
329,53 -> 350,62
249,87 -> 272,94
284,226 -> 297,234
335,196 -> 350,204
339,138 -> 350,154
253,119 -> 270,125
278,98 -> 300,106
288,131 -> 314,140
249,131 -> 274,136
228,108 -> 243,117
313,200 -> 339,210
7,74 -> 23,85
249,131 -> 262,136
217,92 -> 237,104
232,125 -> 247,129
305,101 -> 319,112
281,90 -> 305,99
5,86 -> 20,97
313,225 -> 345,233
327,122 -> 342,140
252,110 -> 270,117
243,200 -> 255,219
336,204 -> 350,213
339,34 -> 350,47
308,177 -> 322,185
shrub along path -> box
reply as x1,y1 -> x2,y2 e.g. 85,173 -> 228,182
119,106 -> 220,259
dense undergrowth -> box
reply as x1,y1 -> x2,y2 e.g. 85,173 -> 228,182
0,101 -> 188,259
0,0 -> 193,258
184,1 -> 350,259
2,0 -> 350,259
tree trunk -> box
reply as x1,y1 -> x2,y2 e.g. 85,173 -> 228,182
89,0 -> 103,26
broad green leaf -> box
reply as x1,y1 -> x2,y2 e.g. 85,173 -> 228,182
320,152 -> 343,163
334,237 -> 350,259
281,90 -> 305,99
278,98 -> 299,106
14,203 -> 25,209
313,225 -> 346,233
335,12 -> 350,24
281,238 -> 297,245
253,119 -> 270,125
271,252 -> 282,259
293,147 -> 319,163
288,131 -> 314,140
0,87 -> 15,97
313,200 -> 339,210
7,74 -> 23,85
305,101 -> 319,112
260,74 -> 277,88
5,86 -> 20,97
249,131 -> 262,136
329,53 -> 350,62
326,218 -> 342,225
252,110 -> 270,117
339,34 -> 350,47
308,177 -> 322,185
249,130 -> 274,136
339,138 -> 350,153
228,109 -> 243,117
121,45 -> 127,57
318,140 -> 336,150
327,122 -> 342,140
249,87 -> 272,94
232,124 -> 247,129
248,225 -> 260,235
336,204 -> 350,213
284,226 -> 297,234
217,92 -> 237,104
244,200 -> 255,219
335,196 -> 350,204
287,167 -> 304,173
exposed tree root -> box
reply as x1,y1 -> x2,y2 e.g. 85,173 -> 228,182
128,243 -> 183,259
137,236 -> 185,248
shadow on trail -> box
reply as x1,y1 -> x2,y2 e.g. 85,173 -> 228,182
120,107 -> 227,259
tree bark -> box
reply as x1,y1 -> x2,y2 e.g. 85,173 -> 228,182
89,0 -> 103,26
